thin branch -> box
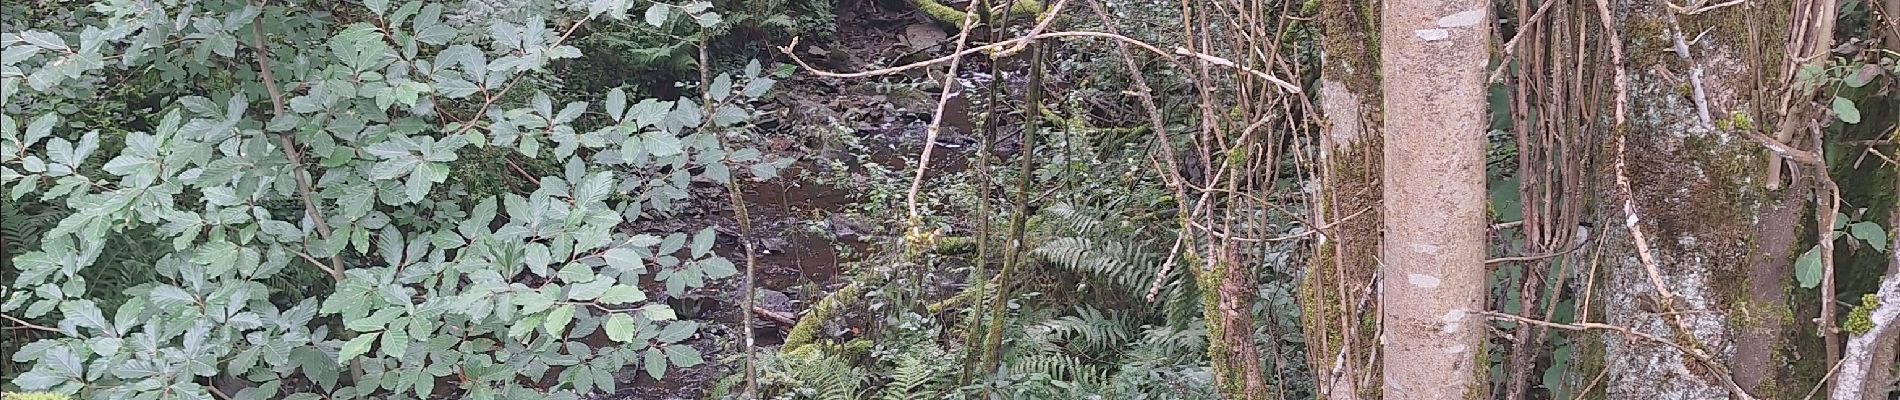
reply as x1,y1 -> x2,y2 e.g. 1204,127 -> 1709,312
904,0 -> 986,237
1171,47 -> 1302,93
247,4 -> 343,282
1613,132 -> 1676,303
778,32 -> 1172,80
698,41 -> 761,398
2,313 -> 59,332
1663,13 -> 1715,129
1479,312 -> 1760,400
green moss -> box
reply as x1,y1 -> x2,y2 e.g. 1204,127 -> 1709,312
911,0 -> 1044,27
1716,110 -> 1755,131
783,281 -> 864,351
1843,293 -> 1879,335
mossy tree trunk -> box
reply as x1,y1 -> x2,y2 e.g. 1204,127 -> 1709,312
1378,0 -> 1490,398
1595,1 -> 1795,398
1301,0 -> 1383,398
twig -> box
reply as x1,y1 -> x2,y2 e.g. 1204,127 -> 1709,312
1,313 -> 58,332
992,0 -> 1072,59
289,247 -> 342,280
778,32 -> 1172,79
1812,133 -> 1844,393
1805,356 -> 1852,400
1663,13 -> 1715,129
1479,312 -> 1760,400
1489,0 -> 1562,83
502,155 -> 543,186
1171,48 -> 1301,93
1594,0 -> 1627,125
1570,367 -> 1611,400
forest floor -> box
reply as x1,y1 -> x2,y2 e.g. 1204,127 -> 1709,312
615,4 -> 1005,398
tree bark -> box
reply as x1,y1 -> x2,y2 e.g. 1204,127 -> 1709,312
1303,0 -> 1383,398
1596,2 -> 1793,399
1829,211 -> 1900,400
1378,0 -> 1490,398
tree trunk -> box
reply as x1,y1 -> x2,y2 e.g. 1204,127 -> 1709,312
1303,0 -> 1383,398
1378,0 -> 1490,398
1596,1 -> 1794,398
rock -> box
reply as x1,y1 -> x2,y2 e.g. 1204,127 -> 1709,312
756,289 -> 794,314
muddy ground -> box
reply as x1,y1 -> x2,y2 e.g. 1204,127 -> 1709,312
608,3 -> 1016,398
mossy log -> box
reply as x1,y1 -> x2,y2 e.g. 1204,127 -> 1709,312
781,281 -> 862,351
911,0 -> 1044,27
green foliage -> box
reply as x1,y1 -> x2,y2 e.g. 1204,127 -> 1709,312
1796,212 -> 1890,288
2,0 -> 787,397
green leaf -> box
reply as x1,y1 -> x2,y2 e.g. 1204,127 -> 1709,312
605,88 -> 628,121
13,367 -> 60,390
1795,246 -> 1823,289
699,257 -> 737,279
194,241 -> 241,276
690,227 -> 716,258
380,323 -> 410,357
604,314 -> 636,342
602,248 -> 644,274
708,73 -> 732,100
338,332 -> 381,366
644,4 -> 670,27
151,285 -> 197,309
1847,222 -> 1888,251
1844,64 -> 1882,88
435,77 -> 479,98
741,77 -> 775,98
597,285 -> 646,305
60,300 -> 108,331
363,0 -> 390,16
558,263 -> 595,283
640,303 -> 676,321
665,344 -> 702,367
346,307 -> 404,332
92,337 -> 122,357
643,348 -> 666,379
415,25 -> 456,45
544,304 -> 575,337
567,280 -> 611,301
1831,96 -> 1861,124
655,321 -> 695,342
643,132 -> 683,157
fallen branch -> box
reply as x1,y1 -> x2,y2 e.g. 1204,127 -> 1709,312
752,306 -> 798,327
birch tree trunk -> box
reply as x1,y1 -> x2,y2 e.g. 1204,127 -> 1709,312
1302,0 -> 1383,397
1378,0 -> 1490,398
